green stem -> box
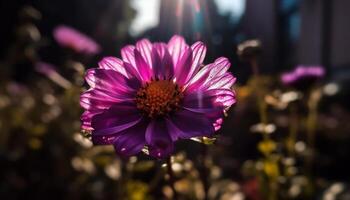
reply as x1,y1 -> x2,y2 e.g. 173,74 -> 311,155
306,102 -> 317,152
250,58 -> 277,200
305,89 -> 321,198
288,104 -> 298,157
306,89 -> 320,170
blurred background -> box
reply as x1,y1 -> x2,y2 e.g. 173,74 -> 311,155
1,0 -> 350,199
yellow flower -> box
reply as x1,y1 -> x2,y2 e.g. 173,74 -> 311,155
258,139 -> 276,155
263,159 -> 280,178
126,181 -> 151,200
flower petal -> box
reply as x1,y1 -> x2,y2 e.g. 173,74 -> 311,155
85,68 -> 140,91
136,39 -> 153,67
183,89 -> 235,131
98,57 -> 128,77
92,132 -> 118,145
168,35 -> 189,67
113,121 -> 148,157
174,48 -> 193,86
168,39 -> 206,85
134,49 -> 152,81
152,43 -> 174,79
184,67 -> 211,93
81,69 -> 137,117
121,45 -> 136,67
146,119 -> 174,159
207,73 -> 236,90
91,115 -> 143,146
123,62 -> 143,82
170,110 -> 214,139
213,118 -> 223,131
185,57 -> 231,92
185,89 -> 236,109
183,89 -> 226,116
81,110 -> 99,130
91,103 -> 142,136
204,57 -> 231,82
189,41 -> 206,78
80,88 -> 134,112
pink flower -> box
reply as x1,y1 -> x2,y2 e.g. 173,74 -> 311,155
80,35 -> 236,158
35,62 -> 72,89
53,25 -> 101,55
281,65 -> 325,90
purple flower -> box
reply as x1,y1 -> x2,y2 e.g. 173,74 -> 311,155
80,35 -> 236,159
53,25 -> 101,55
35,62 -> 72,89
281,65 -> 325,89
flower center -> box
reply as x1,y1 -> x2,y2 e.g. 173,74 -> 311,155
135,80 -> 183,118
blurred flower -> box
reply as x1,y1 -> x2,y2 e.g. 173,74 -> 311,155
265,90 -> 302,110
73,132 -> 93,148
174,179 -> 202,196
19,6 -> 41,21
323,82 -> 340,96
53,25 -> 101,55
16,24 -> 41,43
71,156 -> 96,174
6,82 -> 29,96
35,62 -> 72,89
237,39 -> 262,62
263,159 -> 280,178
126,181 -> 151,200
294,141 -> 306,153
104,159 -> 121,180
250,123 -> 276,134
208,180 -> 243,200
323,182 -> 346,200
282,157 -> 296,167
280,91 -> 302,103
236,85 -> 252,100
258,139 -> 277,155
80,35 -> 236,158
281,65 -> 325,90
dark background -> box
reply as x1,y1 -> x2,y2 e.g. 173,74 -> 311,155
1,0 -> 350,199
2,0 -> 350,77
